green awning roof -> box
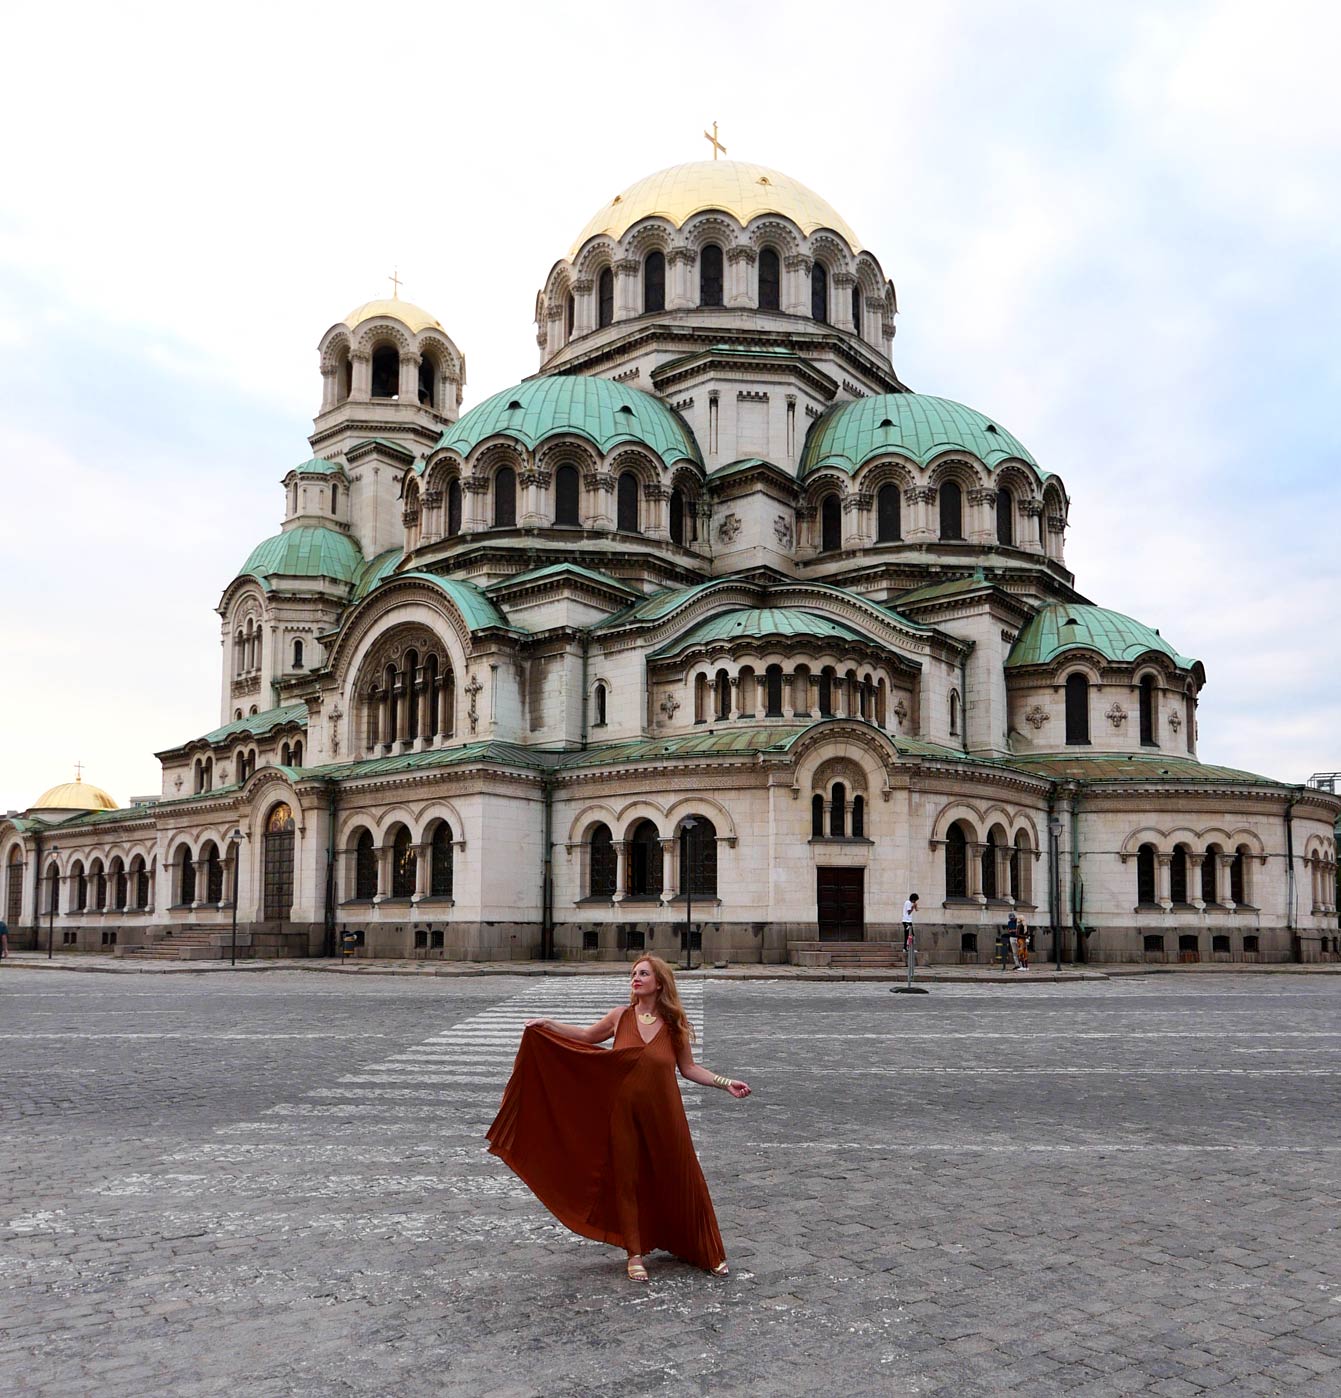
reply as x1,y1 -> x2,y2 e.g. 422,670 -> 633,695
195,703 -> 308,748
1007,604 -> 1198,671
240,527 -> 364,589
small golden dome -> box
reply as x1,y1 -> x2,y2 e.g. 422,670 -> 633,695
31,776 -> 118,812
570,159 -> 863,257
344,298 -> 443,334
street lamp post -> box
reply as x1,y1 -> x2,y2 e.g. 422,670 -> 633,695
228,828 -> 243,967
47,844 -> 59,960
680,819 -> 697,971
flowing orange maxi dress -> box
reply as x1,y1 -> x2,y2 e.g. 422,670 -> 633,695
486,1007 -> 727,1271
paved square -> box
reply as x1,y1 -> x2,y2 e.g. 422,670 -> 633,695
2,970 -> 1339,1395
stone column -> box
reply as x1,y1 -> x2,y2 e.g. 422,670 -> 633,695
783,673 -> 798,719
784,254 -> 812,315
1218,853 -> 1236,911
967,845 -> 986,905
842,491 -> 870,548
1157,854 -> 1173,910
584,470 -> 615,531
659,839 -> 676,903
667,248 -> 695,310
612,843 -> 627,903
399,353 -> 419,402
644,484 -> 670,541
413,844 -> 431,902
320,366 -> 337,411
571,278 -> 594,335
967,487 -> 998,544
417,673 -> 432,750
1188,853 -> 1206,910
1022,499 -> 1044,551
350,350 -> 372,402
614,258 -> 640,320
727,245 -> 756,307
831,271 -> 856,330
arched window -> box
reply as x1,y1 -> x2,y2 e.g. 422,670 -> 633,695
1201,846 -> 1219,905
949,690 -> 960,737
694,673 -> 709,723
73,860 -> 87,912
680,817 -> 717,898
1012,832 -> 1031,903
818,668 -> 834,717
331,483 -> 339,514
876,483 -> 901,542
494,466 -> 516,527
643,251 -> 665,313
939,481 -> 963,539
447,479 -> 462,537
130,856 -> 148,910
616,472 -> 639,533
565,292 -> 575,340
699,243 -> 723,307
627,820 -> 662,897
371,345 -> 399,399
821,494 -> 842,552
715,669 -> 731,721
811,793 -> 825,837
417,355 -> 436,408
354,830 -> 377,900
430,823 -> 453,898
852,795 -> 865,838
1185,693 -> 1196,753
202,842 -> 223,904
811,262 -> 828,322
1065,674 -> 1090,745
982,831 -> 999,900
593,682 -> 607,727
554,464 -> 580,526
1139,675 -> 1157,745
292,740 -> 302,767
178,850 -> 195,906
1230,848 -> 1247,905
765,665 -> 784,717
829,782 -> 846,838
597,267 -> 614,328
758,248 -> 781,311
996,489 -> 1014,546
589,824 -> 616,897
945,823 -> 968,899
391,827 -> 416,899
669,487 -> 686,545
106,857 -> 124,911
851,285 -> 862,335
1170,847 -> 1189,905
292,638 -> 304,669
1137,843 -> 1157,904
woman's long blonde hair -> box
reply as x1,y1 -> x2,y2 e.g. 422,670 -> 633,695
631,955 -> 696,1048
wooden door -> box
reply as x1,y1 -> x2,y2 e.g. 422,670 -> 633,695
816,867 -> 864,941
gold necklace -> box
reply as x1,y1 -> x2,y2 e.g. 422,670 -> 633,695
638,1012 -> 657,1023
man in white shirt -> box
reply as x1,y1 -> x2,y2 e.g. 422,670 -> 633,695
902,894 -> 918,945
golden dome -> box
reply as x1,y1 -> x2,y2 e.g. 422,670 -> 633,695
569,159 -> 863,258
343,298 -> 443,334
31,776 -> 118,812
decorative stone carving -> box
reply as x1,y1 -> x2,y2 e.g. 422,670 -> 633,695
893,699 -> 909,726
659,693 -> 681,721
717,514 -> 741,544
773,515 -> 794,548
1025,704 -> 1050,730
1107,703 -> 1127,728
1169,709 -> 1182,733
465,673 -> 484,733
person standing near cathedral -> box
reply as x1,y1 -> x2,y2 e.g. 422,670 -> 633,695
0,917 -> 8,960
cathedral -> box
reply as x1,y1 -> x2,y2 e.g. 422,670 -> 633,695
5,155 -> 1338,965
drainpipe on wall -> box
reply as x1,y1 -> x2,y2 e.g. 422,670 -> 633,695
1046,788 -> 1062,968
1285,791 -> 1300,963
323,779 -> 339,958
540,772 -> 555,961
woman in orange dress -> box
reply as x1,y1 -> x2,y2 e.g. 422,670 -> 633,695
486,954 -> 751,1282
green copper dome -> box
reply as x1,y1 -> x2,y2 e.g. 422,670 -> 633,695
431,375 -> 702,469
241,526 -> 364,590
801,394 -> 1038,477
651,607 -> 865,657
1008,604 -> 1198,671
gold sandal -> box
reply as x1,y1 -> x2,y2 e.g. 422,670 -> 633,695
710,1261 -> 729,1277
626,1257 -> 649,1282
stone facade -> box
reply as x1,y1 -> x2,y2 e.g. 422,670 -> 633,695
4,159 -> 1337,964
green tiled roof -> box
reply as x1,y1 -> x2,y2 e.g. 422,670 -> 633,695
593,578 -> 729,631
488,563 -> 641,597
305,740 -> 548,782
650,607 -> 866,657
289,457 -> 346,477
894,574 -> 993,607
1007,604 -> 1198,671
432,375 -> 702,469
352,548 -> 403,600
351,437 -> 416,460
801,394 -> 1038,477
393,572 -> 521,632
241,527 -> 363,589
1000,752 -> 1285,787
198,703 -> 308,747
705,457 -> 779,482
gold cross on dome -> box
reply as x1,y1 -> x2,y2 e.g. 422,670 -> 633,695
389,268 -> 402,299
74,760 -> 84,782
703,121 -> 726,160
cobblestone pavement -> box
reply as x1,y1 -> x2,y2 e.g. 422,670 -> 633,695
2,970 -> 1339,1397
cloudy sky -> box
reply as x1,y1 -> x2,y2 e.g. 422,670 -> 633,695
1,0 -> 1337,811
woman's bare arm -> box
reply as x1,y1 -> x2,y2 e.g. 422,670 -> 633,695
526,1006 -> 621,1045
676,1040 -> 751,1098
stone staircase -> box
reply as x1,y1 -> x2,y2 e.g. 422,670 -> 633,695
788,940 -> 901,968
118,930 -> 239,961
